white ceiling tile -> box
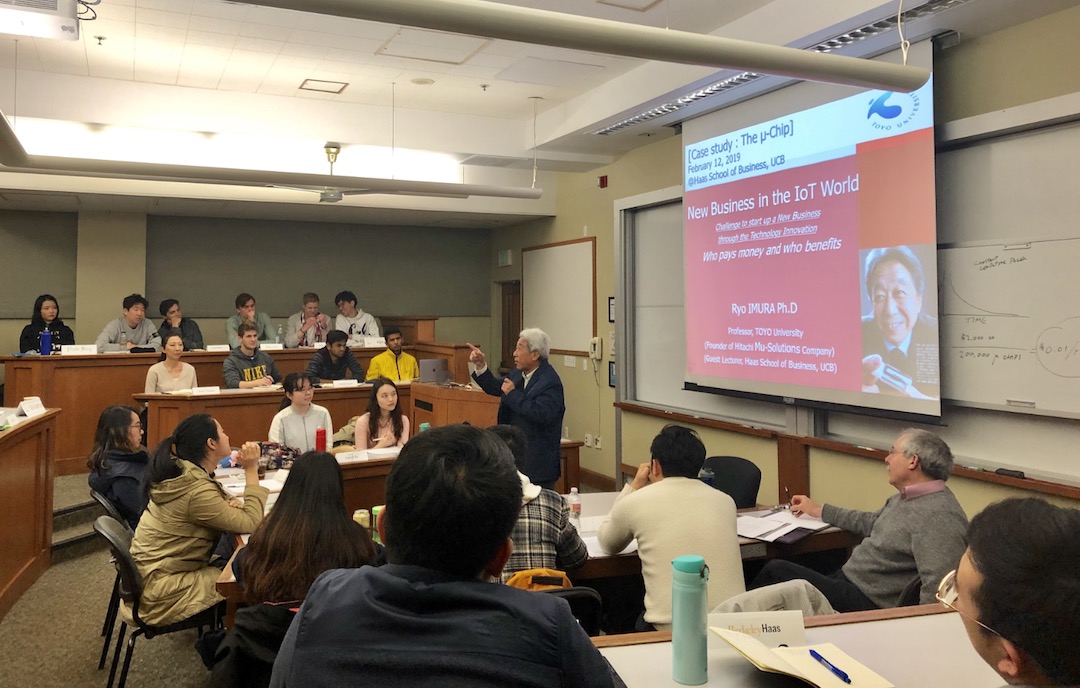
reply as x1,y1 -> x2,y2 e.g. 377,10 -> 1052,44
379,43 -> 480,66
461,52 -> 518,70
138,0 -> 194,13
12,40 -> 42,71
496,57 -> 604,87
134,23 -> 187,42
278,42 -> 328,60
34,41 -> 89,76
100,4 -> 137,23
287,29 -> 367,51
87,42 -> 136,81
188,16 -> 240,35
244,6 -> 301,28
323,48 -> 375,65
239,22 -> 293,42
317,60 -> 365,76
134,39 -> 182,83
293,14 -> 395,40
271,55 -> 319,71
481,40 -> 534,57
133,8 -> 191,29
87,20 -> 136,40
218,49 -> 276,91
178,46 -> 228,88
256,68 -> 309,96
233,36 -> 284,54
448,64 -> 503,79
109,0 -> 136,6
191,0 -> 248,21
187,30 -> 237,48
371,54 -> 454,74
390,27 -> 487,53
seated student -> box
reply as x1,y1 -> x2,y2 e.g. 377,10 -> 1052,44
941,498 -> 1080,687
598,424 -> 744,630
268,373 -> 332,454
268,424 -> 617,688
224,323 -> 283,389
129,414 -> 267,627
304,330 -> 363,381
96,293 -> 162,353
226,293 -> 276,348
365,327 -> 419,381
19,293 -> 75,353
751,429 -> 968,612
158,298 -> 204,351
145,333 -> 199,393
489,424 -> 587,583
86,405 -> 149,530
352,377 -> 410,450
284,292 -> 331,348
210,451 -> 378,688
333,290 -> 379,344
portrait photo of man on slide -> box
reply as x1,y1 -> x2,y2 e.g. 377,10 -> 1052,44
861,245 -> 940,400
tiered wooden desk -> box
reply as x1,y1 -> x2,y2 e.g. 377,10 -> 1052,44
0,409 -> 58,619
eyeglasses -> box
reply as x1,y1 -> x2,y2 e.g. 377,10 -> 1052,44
936,569 -> 1001,637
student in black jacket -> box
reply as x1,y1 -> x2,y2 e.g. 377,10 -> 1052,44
304,330 -> 364,381
19,293 -> 75,353
86,405 -> 149,530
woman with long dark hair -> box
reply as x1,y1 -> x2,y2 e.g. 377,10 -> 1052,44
210,452 -> 377,686
129,413 -> 267,627
86,405 -> 148,530
19,293 -> 75,353
355,377 -> 410,450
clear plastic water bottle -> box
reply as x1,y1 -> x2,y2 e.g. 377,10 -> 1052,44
276,324 -> 283,344
39,329 -> 52,356
567,487 -> 581,529
672,555 -> 709,685
697,465 -> 715,487
119,329 -> 128,348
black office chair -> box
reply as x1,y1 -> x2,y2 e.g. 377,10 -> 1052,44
896,577 -> 921,607
541,586 -> 604,637
93,515 -> 221,688
702,455 -> 762,509
90,490 -> 133,671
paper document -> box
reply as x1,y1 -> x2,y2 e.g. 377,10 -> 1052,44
712,627 -> 893,688
582,534 -> 637,558
577,515 -> 607,533
737,509 -> 829,542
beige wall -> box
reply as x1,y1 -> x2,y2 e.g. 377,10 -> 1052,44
75,212 -> 148,342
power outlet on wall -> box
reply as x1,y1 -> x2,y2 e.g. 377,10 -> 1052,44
594,436 -> 602,450
584,433 -> 593,447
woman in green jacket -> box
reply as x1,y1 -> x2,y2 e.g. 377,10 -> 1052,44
129,413 -> 268,627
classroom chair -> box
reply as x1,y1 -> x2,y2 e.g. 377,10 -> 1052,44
702,455 -> 762,509
90,490 -> 133,671
93,515 -> 222,688
541,587 -> 604,637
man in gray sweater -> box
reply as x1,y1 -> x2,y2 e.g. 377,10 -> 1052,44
96,293 -> 162,353
224,323 -> 282,388
750,428 -> 967,612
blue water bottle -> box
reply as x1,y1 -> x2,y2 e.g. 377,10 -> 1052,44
39,329 -> 52,356
672,555 -> 709,685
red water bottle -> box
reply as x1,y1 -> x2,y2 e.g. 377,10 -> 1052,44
316,427 -> 327,452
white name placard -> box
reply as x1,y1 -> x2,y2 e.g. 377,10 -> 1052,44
331,379 -> 360,388
335,450 -> 369,464
192,386 -> 222,396
206,344 -> 230,352
361,337 -> 386,348
312,341 -> 326,349
18,396 -> 47,418
707,611 -> 805,649
60,344 -> 97,355
260,343 -> 284,351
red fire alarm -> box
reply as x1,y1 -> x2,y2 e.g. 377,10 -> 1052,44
597,175 -> 608,188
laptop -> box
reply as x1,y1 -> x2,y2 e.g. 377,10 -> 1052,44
418,358 -> 451,384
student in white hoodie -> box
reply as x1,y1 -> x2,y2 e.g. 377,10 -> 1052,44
268,373 -> 332,453
334,290 -> 379,344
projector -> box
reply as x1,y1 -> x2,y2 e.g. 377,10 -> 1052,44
0,0 -> 79,41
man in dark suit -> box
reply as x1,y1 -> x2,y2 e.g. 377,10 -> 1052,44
468,328 -> 565,489
860,245 -> 940,400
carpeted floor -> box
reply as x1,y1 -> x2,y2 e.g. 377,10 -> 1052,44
0,549 -> 212,688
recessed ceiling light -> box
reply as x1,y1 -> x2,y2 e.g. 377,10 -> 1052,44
300,79 -> 348,94
411,78 -> 435,86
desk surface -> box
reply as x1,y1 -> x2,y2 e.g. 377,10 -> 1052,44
599,606 -> 1002,687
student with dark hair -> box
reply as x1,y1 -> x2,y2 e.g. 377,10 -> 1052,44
224,322 -> 283,389
939,498 -> 1080,686
598,424 -> 744,630
210,452 -> 378,688
269,424 -> 617,687
365,327 -> 418,381
129,414 -> 267,627
96,293 -> 162,353
333,289 -> 379,344
19,293 -> 75,353
304,330 -> 364,381
226,293 -> 276,348
158,298 -> 204,351
352,377 -> 409,450
268,373 -> 332,453
87,405 -> 148,530
145,333 -> 199,393
489,424 -> 587,582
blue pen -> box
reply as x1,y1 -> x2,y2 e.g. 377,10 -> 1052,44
809,649 -> 851,684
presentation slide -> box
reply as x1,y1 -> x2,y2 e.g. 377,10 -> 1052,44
683,78 -> 939,418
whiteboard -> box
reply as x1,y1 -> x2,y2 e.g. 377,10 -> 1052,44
522,238 -> 595,354
940,239 -> 1080,417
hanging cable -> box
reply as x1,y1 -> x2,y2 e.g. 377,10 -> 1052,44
529,96 -> 541,189
897,0 -> 910,65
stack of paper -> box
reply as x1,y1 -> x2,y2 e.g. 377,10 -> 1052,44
712,627 -> 893,687
736,509 -> 829,543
